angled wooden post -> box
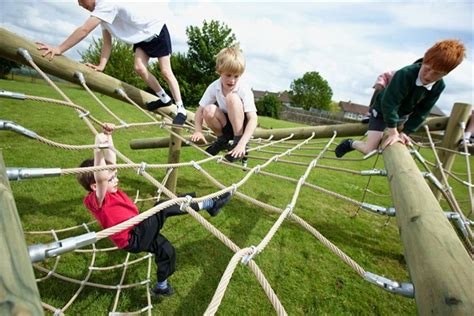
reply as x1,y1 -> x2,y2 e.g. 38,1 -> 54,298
431,102 -> 472,199
383,142 -> 473,315
164,127 -> 182,194
0,150 -> 43,315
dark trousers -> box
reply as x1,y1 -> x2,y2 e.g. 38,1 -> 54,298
124,193 -> 199,282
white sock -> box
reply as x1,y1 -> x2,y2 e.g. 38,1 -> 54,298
176,100 -> 186,115
156,90 -> 171,103
464,131 -> 472,140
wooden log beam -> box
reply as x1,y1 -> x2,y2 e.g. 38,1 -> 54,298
165,128 -> 182,194
130,116 -> 449,149
383,142 -> 473,315
0,27 -> 195,123
431,103 -> 471,199
0,150 -> 43,315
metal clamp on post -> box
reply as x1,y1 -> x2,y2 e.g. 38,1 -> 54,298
361,203 -> 396,216
7,167 -> 61,181
180,195 -> 193,211
241,246 -> 259,265
410,149 -> 426,164
97,143 -> 109,150
364,272 -> 414,298
0,120 -> 38,138
115,88 -> 126,97
444,212 -> 469,238
74,71 -> 86,85
17,48 -> 33,61
361,169 -> 387,176
137,162 -> 147,175
191,160 -> 202,171
423,172 -> 444,191
28,232 -> 96,263
0,89 -> 26,99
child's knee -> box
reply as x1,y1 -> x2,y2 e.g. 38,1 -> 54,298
202,104 -> 218,119
134,63 -> 148,76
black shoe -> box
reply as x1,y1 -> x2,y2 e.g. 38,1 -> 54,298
146,99 -> 173,111
172,112 -> 187,125
207,192 -> 232,217
205,136 -> 230,155
335,139 -> 354,158
151,283 -> 174,298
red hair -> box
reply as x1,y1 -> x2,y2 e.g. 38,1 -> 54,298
423,39 -> 466,73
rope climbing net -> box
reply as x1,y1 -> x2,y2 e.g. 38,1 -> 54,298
1,48 -> 472,315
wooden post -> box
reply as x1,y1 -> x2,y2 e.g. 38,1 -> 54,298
0,27 -> 194,123
164,128 -> 182,194
130,116 -> 450,150
431,103 -> 472,199
383,143 -> 473,315
0,150 -> 43,315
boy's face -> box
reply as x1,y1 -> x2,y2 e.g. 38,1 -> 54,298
105,170 -> 119,193
220,72 -> 241,91
419,63 -> 448,85
78,0 -> 95,12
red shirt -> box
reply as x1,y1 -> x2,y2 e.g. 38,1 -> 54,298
84,189 -> 139,248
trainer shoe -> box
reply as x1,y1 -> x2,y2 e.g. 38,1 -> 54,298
151,283 -> 174,298
361,114 -> 370,124
172,112 -> 187,125
207,192 -> 232,217
205,136 -> 230,155
146,99 -> 173,111
335,139 -> 354,158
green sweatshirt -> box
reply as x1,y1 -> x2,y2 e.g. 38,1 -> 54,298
374,63 -> 445,134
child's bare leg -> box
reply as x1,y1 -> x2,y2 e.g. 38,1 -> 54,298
226,93 -> 245,136
202,105 -> 227,136
352,131 -> 384,154
134,48 -> 164,93
158,55 -> 182,104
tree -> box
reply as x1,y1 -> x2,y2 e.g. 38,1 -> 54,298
0,57 -> 21,79
80,37 -> 145,89
289,71 -> 333,111
255,94 -> 283,119
186,20 -> 237,84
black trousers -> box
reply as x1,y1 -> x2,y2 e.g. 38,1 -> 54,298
124,193 -> 199,282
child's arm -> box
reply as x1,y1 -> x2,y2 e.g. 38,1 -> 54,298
85,29 -> 112,72
37,16 -> 101,60
94,123 -> 116,206
190,107 -> 207,144
228,111 -> 258,158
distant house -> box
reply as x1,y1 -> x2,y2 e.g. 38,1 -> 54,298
252,89 -> 291,106
339,100 -> 446,121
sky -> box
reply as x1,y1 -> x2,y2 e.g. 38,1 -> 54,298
1,0 -> 473,115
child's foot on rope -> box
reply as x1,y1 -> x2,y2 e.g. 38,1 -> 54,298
146,99 -> 173,111
172,112 -> 187,125
207,192 -> 232,217
205,136 -> 230,155
335,139 -> 354,158
151,283 -> 174,298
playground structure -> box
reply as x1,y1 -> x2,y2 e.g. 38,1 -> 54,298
0,27 -> 473,315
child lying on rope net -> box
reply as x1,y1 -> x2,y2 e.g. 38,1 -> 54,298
76,123 -> 232,298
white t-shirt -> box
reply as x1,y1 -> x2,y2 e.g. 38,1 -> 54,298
199,78 -> 257,114
92,0 -> 165,44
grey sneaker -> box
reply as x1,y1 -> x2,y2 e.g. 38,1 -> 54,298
207,192 -> 232,217
151,283 -> 174,298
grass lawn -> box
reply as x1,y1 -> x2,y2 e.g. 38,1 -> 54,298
0,77 -> 471,315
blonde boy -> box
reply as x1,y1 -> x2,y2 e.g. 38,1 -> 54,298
191,46 -> 258,162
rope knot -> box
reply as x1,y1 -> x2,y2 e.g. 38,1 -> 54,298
180,195 -> 193,211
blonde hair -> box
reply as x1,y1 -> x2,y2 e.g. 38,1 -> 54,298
215,45 -> 245,75
423,39 -> 466,73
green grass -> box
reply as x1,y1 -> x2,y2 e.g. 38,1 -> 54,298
0,78 -> 471,315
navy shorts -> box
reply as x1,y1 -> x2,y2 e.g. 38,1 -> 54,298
133,24 -> 172,58
368,108 -> 408,132
222,112 -> 248,139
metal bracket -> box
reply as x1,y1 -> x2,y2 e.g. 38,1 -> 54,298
361,203 -> 396,216
74,71 -> 86,85
17,48 -> 33,61
361,169 -> 387,176
0,89 -> 26,99
7,167 -> 61,181
0,120 -> 37,138
241,245 -> 259,265
364,272 -> 414,298
28,232 -> 97,263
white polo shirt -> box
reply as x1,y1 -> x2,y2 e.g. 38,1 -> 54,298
199,78 -> 257,114
92,0 -> 165,44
